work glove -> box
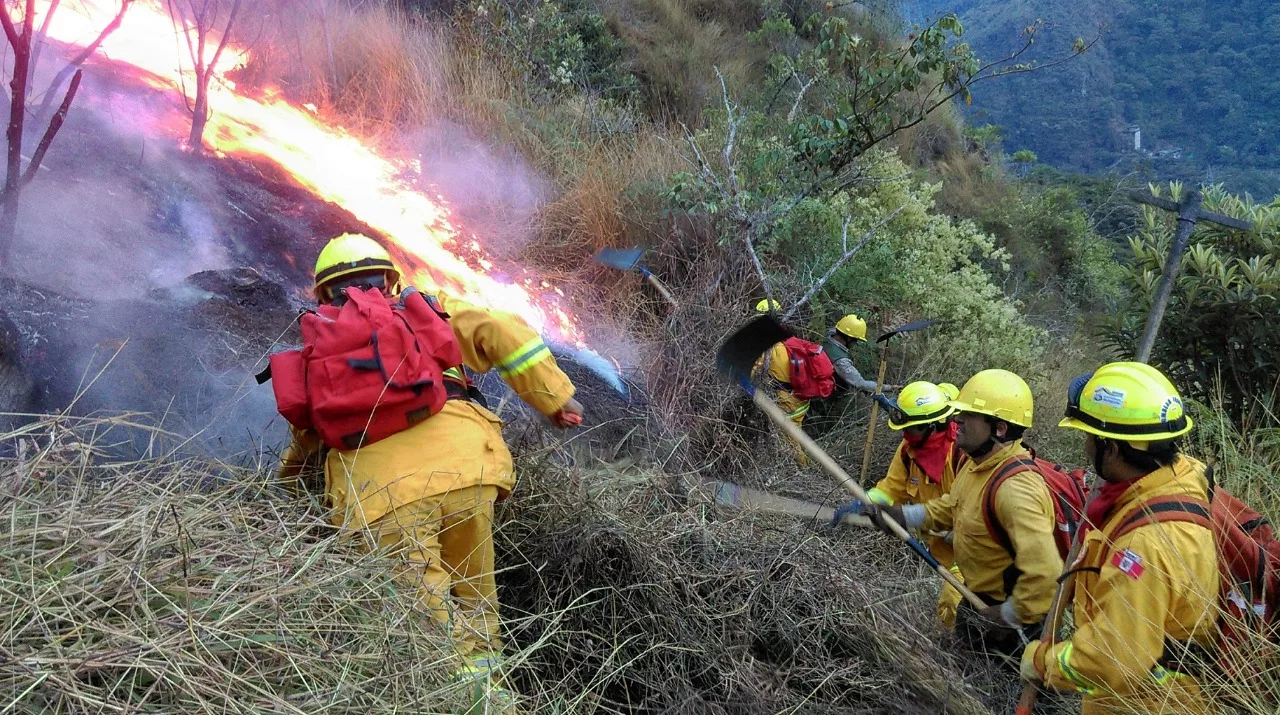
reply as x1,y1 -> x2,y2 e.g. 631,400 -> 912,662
957,601 -> 1022,640
831,499 -> 869,527
1019,640 -> 1045,684
864,503 -> 907,535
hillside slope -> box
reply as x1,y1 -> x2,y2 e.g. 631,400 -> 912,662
946,0 -> 1280,198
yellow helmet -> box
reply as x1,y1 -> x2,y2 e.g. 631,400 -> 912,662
887,381 -> 956,430
949,369 -> 1034,428
834,314 -> 868,342
314,233 -> 400,300
1059,362 -> 1192,445
938,382 -> 960,401
755,299 -> 781,313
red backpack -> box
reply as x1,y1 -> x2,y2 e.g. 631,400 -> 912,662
1103,484 -> 1280,676
982,452 -> 1088,561
782,337 -> 835,401
261,286 -> 465,450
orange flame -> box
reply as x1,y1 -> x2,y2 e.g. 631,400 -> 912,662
27,0 -> 581,341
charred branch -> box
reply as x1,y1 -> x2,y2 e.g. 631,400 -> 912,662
23,70 -> 81,187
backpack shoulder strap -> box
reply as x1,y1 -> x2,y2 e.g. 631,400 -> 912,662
1106,495 -> 1213,544
981,455 -> 1040,558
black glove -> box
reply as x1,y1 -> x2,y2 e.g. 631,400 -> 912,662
865,503 -> 907,535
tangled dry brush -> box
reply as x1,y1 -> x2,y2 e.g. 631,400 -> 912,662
0,412 -> 1027,714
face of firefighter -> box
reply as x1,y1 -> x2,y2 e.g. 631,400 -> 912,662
954,412 -> 1002,453
1084,434 -> 1125,484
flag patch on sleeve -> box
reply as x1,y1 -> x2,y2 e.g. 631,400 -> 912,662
1111,549 -> 1145,579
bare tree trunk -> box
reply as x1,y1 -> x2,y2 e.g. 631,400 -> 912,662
189,67 -> 209,150
0,0 -> 37,264
175,0 -> 242,153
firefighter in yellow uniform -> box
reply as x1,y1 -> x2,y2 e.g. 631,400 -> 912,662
753,300 -> 810,427
1021,363 -> 1218,714
277,234 -> 583,713
835,381 -> 967,626
869,370 -> 1062,656
751,300 -> 812,465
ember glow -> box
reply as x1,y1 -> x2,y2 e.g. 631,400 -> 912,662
28,0 -> 582,341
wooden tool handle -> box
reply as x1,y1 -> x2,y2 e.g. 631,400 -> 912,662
1015,526 -> 1086,713
644,273 -> 680,308
858,343 -> 891,484
751,390 -> 985,609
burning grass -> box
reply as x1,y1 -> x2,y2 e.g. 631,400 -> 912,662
0,413 -> 1025,714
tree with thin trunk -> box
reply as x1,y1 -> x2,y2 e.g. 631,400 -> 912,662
166,0 -> 243,153
0,0 -> 134,267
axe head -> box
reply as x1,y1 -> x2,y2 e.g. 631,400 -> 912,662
876,318 -> 937,344
593,246 -> 644,272
717,315 -> 791,383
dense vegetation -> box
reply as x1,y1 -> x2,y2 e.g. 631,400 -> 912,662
2,0 -> 1277,713
949,0 -> 1280,198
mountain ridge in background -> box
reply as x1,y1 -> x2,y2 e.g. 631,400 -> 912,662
934,0 -> 1280,198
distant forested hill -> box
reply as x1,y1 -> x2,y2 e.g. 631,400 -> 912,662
932,0 -> 1280,198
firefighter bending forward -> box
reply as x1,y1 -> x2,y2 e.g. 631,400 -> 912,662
276,234 -> 584,711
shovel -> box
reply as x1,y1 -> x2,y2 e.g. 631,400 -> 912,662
593,246 -> 679,308
857,319 -> 937,486
716,315 -> 984,610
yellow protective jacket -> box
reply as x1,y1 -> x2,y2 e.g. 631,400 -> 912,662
920,440 -> 1063,623
279,294 -> 576,529
870,440 -> 962,568
1024,456 -> 1219,715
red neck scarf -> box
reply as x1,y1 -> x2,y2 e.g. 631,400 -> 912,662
905,421 -> 958,483
1081,478 -> 1137,536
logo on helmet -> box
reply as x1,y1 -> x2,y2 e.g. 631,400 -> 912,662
1159,396 -> 1184,423
914,395 -> 938,407
1091,386 -> 1126,409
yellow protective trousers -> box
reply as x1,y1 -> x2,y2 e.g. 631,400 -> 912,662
369,485 -> 504,658
774,389 -> 811,467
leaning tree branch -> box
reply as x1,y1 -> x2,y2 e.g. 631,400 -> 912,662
23,69 -> 80,186
784,205 -> 906,320
28,0 -> 62,84
0,4 -> 20,49
204,0 -> 243,85
33,0 -> 133,128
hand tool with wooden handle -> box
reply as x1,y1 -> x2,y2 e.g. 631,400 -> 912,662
716,315 -> 986,611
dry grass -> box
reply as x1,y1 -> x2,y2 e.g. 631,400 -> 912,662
0,416 -> 475,714
0,413 -> 1022,714
606,0 -> 764,124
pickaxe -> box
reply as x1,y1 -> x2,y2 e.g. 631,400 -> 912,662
716,315 -> 987,612
857,319 -> 937,486
593,246 -> 679,308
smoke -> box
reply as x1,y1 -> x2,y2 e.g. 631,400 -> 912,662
406,119 -> 553,263
14,66 -> 232,300
0,0 -> 641,460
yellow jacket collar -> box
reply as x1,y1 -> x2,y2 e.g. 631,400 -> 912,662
1108,454 -> 1208,515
